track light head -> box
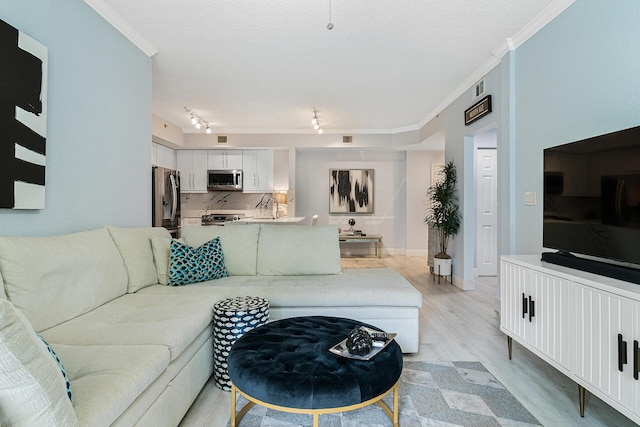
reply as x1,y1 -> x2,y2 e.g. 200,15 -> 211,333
185,107 -> 212,133
311,107 -> 326,134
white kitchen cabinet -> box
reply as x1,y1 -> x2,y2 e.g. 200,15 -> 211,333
500,255 -> 640,424
208,150 -> 243,170
177,150 -> 207,193
152,143 -> 176,169
242,150 -> 273,193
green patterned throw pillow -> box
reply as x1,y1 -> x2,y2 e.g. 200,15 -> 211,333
168,237 -> 228,286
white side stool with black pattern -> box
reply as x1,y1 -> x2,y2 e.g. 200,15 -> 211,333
212,296 -> 269,391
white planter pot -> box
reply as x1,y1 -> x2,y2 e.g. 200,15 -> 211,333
434,257 -> 452,276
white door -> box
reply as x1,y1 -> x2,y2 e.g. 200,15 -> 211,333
476,148 -> 497,276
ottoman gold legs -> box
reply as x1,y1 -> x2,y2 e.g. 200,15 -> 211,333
230,381 -> 399,427
230,384 -> 256,427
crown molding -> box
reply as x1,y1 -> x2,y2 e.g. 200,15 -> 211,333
416,0 -> 575,131
509,0 -> 575,51
182,127 -> 415,135
84,0 -> 158,57
417,54 -> 502,130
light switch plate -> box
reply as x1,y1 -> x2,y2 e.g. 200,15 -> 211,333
524,192 -> 536,206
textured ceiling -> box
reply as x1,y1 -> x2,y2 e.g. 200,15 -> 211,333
90,0 -> 561,134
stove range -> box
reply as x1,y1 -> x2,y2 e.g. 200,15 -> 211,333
201,213 -> 243,226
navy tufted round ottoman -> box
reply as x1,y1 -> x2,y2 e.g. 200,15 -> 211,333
227,316 -> 402,427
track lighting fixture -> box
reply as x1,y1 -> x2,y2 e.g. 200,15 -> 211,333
311,107 -> 323,134
184,107 -> 212,133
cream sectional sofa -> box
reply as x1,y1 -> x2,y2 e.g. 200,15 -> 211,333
0,223 -> 422,426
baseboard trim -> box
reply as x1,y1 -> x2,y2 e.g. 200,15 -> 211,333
405,250 -> 428,257
452,275 -> 476,291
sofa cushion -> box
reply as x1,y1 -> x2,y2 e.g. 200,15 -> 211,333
0,299 -> 78,426
0,228 -> 128,331
257,224 -> 342,275
151,236 -> 183,285
138,268 -> 422,308
168,238 -> 228,286
181,224 -> 260,276
40,294 -> 217,362
107,226 -> 171,293
51,343 -> 170,427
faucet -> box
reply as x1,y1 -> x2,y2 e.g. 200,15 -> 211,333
271,197 -> 278,219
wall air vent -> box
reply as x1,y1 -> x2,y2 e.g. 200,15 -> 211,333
217,135 -> 228,144
474,78 -> 485,99
342,135 -> 353,144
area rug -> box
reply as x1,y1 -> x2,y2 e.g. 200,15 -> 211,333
226,361 -> 541,426
340,257 -> 386,269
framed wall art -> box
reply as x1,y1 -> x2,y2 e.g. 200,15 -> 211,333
0,19 -> 48,209
329,169 -> 373,214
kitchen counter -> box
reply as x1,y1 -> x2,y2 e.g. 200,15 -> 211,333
237,217 -> 306,224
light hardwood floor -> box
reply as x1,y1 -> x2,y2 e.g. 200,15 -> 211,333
179,255 -> 637,426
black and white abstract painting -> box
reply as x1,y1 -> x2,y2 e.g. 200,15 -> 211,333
0,19 -> 47,209
329,169 -> 373,214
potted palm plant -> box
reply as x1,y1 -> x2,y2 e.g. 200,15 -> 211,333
425,160 -> 462,277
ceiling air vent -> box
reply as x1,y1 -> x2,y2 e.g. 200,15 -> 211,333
217,135 -> 228,144
342,135 -> 353,144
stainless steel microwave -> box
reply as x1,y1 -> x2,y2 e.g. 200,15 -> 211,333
207,169 -> 243,191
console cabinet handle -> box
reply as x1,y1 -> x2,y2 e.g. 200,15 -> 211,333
634,340 -> 639,380
528,296 -> 535,322
522,293 -> 528,319
618,334 -> 628,372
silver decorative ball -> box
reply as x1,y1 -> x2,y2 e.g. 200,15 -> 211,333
327,23 -> 334,30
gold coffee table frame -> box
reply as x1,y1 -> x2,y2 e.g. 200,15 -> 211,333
230,380 -> 399,427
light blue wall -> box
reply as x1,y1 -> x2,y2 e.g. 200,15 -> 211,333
0,0 -> 152,236
421,0 -> 640,284
512,0 -> 640,254
431,63 -> 504,285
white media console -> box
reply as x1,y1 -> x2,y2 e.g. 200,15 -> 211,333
500,255 -> 640,424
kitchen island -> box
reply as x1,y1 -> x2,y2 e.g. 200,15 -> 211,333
237,217 -> 306,224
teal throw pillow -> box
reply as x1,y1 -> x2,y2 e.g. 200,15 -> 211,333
168,237 -> 228,286
37,334 -> 72,402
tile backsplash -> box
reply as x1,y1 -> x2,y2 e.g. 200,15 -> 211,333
181,191 -> 273,216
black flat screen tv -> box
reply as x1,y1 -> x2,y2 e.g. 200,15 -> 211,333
543,125 -> 640,279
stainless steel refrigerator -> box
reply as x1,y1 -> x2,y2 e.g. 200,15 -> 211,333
152,166 -> 181,237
